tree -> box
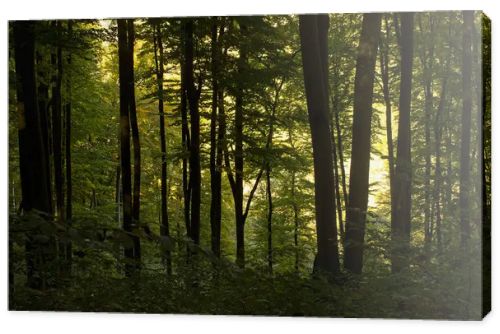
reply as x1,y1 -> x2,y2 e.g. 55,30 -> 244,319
52,21 -> 64,226
299,14 -> 340,276
117,19 -> 139,276
184,19 -> 202,246
379,15 -> 396,233
153,20 -> 171,273
417,14 -> 435,258
127,20 -> 142,264
209,17 -> 223,258
459,11 -> 473,252
13,21 -> 54,288
63,20 -> 73,275
391,12 -> 414,273
343,13 -> 381,274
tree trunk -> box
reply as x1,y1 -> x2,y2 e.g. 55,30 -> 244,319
299,14 -> 340,276
184,19 -> 201,246
331,118 -> 344,241
266,166 -> 273,274
434,75 -> 449,256
459,11 -> 473,252
14,21 -> 54,289
63,21 -> 73,275
180,22 -> 191,244
127,20 -> 141,265
153,21 -> 171,274
343,13 -> 381,274
234,22 -> 246,267
36,49 -> 53,215
52,21 -> 64,226
417,15 -> 435,259
291,170 -> 300,273
391,12 -> 414,273
380,15 -> 396,217
210,17 -> 223,258
117,19 -> 137,276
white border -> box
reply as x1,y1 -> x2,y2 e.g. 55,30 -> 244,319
1,1 -> 499,333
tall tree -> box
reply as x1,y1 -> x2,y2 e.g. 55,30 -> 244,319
179,22 -> 191,244
117,19 -> 138,276
184,19 -> 201,246
209,17 -> 223,257
299,14 -> 340,276
417,14 -> 435,258
233,21 -> 247,267
13,21 -> 54,288
153,21 -> 171,273
379,15 -> 396,224
127,20 -> 141,265
343,13 -> 381,274
391,12 -> 414,273
63,20 -> 73,275
459,11 -> 473,252
52,21 -> 64,225
264,79 -> 283,274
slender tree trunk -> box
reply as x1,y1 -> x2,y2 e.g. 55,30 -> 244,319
234,22 -> 247,267
14,21 -> 54,289
117,19 -> 136,276
380,16 -> 396,214
291,170 -> 300,273
52,21 -> 64,225
126,20 -> 141,266
331,119 -> 344,241
184,19 -> 201,246
180,22 -> 191,244
343,13 -> 381,274
391,13 -> 414,273
459,11 -> 473,252
115,164 -> 122,224
63,21 -> 73,275
299,14 -> 340,276
334,102 -> 348,215
288,129 -> 301,273
418,15 -> 435,258
210,17 -> 223,258
266,166 -> 273,274
153,21 -> 171,274
434,75 -> 448,256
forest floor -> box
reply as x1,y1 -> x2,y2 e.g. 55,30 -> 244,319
9,255 -> 480,320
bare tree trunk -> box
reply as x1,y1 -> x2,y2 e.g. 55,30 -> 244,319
63,21 -> 73,276
417,15 -> 435,259
153,21 -> 171,274
36,48 -> 53,215
380,15 -> 395,217
266,166 -> 273,274
14,21 -> 54,289
331,120 -> 344,241
209,17 -> 223,258
180,22 -> 191,245
299,14 -> 340,276
117,19 -> 137,276
126,20 -> 141,266
184,19 -> 201,246
391,13 -> 414,273
459,11 -> 473,252
343,13 -> 381,274
52,21 -> 64,225
434,75 -> 449,256
234,22 -> 246,267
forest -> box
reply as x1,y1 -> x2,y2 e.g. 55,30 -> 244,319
8,11 -> 490,319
